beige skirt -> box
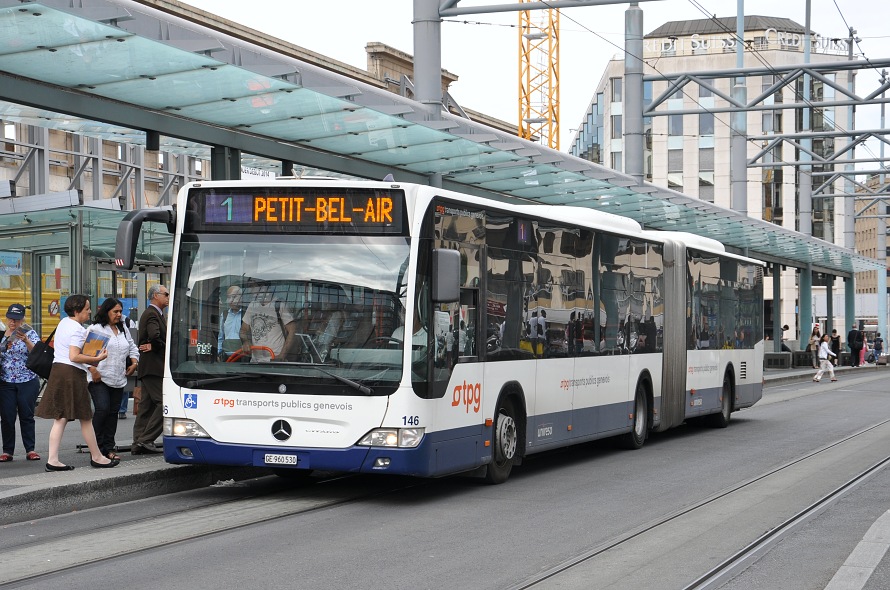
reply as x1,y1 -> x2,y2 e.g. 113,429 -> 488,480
35,363 -> 92,421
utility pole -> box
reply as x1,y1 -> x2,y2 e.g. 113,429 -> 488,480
730,0 -> 747,215
844,26 -> 858,341
799,0 -> 813,350
844,28 -> 859,249
624,3 -> 644,185
876,69 -> 888,350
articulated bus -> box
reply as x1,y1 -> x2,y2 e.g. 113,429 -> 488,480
115,179 -> 764,483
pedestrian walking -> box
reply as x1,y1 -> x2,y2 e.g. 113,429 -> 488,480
813,334 -> 837,382
808,326 -> 821,369
87,298 -> 138,462
35,294 -> 119,471
829,329 -> 841,365
0,304 -> 41,462
847,324 -> 862,367
132,285 -> 168,455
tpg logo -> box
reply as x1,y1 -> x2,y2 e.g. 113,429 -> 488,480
452,381 -> 481,413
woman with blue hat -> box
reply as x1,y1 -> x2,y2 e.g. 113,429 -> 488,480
0,303 -> 41,462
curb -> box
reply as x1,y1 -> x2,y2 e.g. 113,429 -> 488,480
0,462 -> 268,526
764,365 -> 880,387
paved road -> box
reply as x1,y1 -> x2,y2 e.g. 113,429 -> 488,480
0,362 -> 886,590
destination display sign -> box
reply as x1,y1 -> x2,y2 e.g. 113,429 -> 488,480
189,187 -> 405,235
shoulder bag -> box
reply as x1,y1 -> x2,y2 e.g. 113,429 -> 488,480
26,327 -> 57,379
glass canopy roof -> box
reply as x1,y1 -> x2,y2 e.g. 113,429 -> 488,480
0,1 -> 881,276
0,205 -> 172,262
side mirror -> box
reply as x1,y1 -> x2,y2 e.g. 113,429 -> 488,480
432,248 -> 460,303
115,207 -> 176,270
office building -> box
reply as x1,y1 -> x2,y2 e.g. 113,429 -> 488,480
569,15 -> 887,337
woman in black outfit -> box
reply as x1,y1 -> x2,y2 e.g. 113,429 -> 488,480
830,329 -> 841,365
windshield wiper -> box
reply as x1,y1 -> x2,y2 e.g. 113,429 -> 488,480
261,366 -> 373,395
312,367 -> 373,395
185,373 -> 250,389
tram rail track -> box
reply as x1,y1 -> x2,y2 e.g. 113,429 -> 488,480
4,379 -> 888,589
683,454 -> 890,590
0,474 -> 425,587
508,418 -> 890,590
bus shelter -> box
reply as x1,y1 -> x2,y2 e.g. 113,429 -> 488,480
0,198 -> 171,337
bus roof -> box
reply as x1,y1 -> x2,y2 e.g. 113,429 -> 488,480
180,180 -> 763,266
510,204 -> 644,236
642,230 -> 765,266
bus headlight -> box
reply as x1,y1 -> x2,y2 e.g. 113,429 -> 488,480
164,417 -> 210,438
357,428 -> 424,448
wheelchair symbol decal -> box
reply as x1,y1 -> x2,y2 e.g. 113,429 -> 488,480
184,393 -> 198,409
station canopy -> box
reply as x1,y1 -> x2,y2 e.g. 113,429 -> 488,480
0,203 -> 172,263
0,0 -> 882,276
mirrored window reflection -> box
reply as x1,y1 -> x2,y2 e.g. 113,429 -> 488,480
687,251 -> 763,350
433,199 -> 675,361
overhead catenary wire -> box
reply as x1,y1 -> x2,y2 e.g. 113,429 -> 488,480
443,2 -> 882,180
536,0 -> 807,173
831,0 -> 885,78
685,0 -> 884,167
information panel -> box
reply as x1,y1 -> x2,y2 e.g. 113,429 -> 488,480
188,187 -> 405,235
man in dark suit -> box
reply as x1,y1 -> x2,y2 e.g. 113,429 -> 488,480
132,284 -> 169,454
847,324 -> 862,367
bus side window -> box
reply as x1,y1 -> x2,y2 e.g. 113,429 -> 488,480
458,287 -> 478,360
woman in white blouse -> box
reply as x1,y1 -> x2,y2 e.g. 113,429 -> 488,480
87,298 -> 139,461
35,294 -> 117,471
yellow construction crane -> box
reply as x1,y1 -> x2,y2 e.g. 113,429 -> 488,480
519,2 -> 560,150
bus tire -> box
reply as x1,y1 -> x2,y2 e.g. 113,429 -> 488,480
618,379 -> 648,450
706,373 -> 733,428
484,397 -> 519,485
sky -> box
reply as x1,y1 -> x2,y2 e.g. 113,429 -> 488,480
181,0 -> 890,150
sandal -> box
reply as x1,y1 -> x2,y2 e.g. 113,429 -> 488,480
0,453 -> 12,462
106,452 -> 121,461
26,451 -> 41,461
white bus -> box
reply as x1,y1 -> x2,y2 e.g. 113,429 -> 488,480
116,179 -> 764,483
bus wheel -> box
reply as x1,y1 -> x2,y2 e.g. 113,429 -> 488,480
619,380 -> 648,450
707,374 -> 733,428
485,398 -> 518,484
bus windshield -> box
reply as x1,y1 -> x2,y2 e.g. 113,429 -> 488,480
169,234 -> 410,395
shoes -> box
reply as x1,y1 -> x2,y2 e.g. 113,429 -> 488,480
813,378 -> 820,382
45,463 -> 75,472
131,442 -> 162,455
26,451 -> 41,461
0,453 -> 12,462
831,379 -> 838,382
106,451 -> 121,461
90,458 -> 120,468
118,412 -> 127,420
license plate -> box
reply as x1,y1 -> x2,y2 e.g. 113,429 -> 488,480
264,453 -> 298,465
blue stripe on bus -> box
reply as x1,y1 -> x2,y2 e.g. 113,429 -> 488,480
684,381 -> 762,418
527,400 -> 635,451
163,424 -> 491,477
163,382 -> 760,477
